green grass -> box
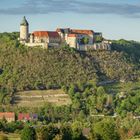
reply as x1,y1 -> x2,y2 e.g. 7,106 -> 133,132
13,89 -> 71,107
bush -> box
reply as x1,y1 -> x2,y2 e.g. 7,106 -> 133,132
93,119 -> 120,140
21,126 -> 36,140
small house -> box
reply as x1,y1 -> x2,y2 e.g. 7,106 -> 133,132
0,112 -> 15,122
18,113 -> 30,122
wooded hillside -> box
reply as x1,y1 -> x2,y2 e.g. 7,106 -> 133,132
0,33 -> 139,91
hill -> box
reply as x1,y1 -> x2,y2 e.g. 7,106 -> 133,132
111,39 -> 140,64
0,33 -> 138,91
0,33 -> 140,140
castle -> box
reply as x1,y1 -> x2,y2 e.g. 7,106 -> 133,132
20,16 -> 111,51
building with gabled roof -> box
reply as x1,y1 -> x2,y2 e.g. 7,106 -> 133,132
28,30 -> 61,48
18,113 -> 30,122
0,112 -> 15,122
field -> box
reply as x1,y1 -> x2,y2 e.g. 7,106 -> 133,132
0,133 -> 20,140
13,89 -> 71,107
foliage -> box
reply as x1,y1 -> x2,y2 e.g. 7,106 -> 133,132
80,37 -> 89,45
115,90 -> 140,116
87,50 -> 137,81
71,121 -> 85,140
94,36 -> 103,43
0,33 -> 137,92
0,39 -> 97,91
21,126 -> 36,140
111,39 -> 140,64
93,118 -> 120,140
36,125 -> 59,140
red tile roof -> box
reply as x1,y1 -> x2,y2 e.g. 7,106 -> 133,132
0,112 -> 15,118
33,31 -> 60,38
18,113 -> 30,121
71,29 -> 94,35
68,34 -> 77,37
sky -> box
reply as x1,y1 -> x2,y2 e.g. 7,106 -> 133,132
0,0 -> 140,41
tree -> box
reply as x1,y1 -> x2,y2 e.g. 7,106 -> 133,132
96,86 -> 108,112
36,126 -> 50,140
93,119 -> 120,140
96,86 -> 106,95
60,124 -> 72,140
53,134 -> 62,140
47,124 -> 59,140
71,121 -> 84,140
80,37 -> 89,45
21,126 -> 36,140
94,36 -> 103,43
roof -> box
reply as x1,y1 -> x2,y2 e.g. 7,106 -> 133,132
33,31 -> 60,38
18,113 -> 30,120
71,29 -> 94,35
20,16 -> 29,26
68,34 -> 77,37
0,112 -> 15,118
56,28 -> 70,34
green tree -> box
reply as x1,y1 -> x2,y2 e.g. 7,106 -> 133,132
60,124 -> 72,140
96,86 -> 108,112
21,126 -> 36,140
93,119 -> 120,140
94,36 -> 103,43
80,37 -> 89,45
36,126 -> 48,140
71,121 -> 84,140
96,86 -> 106,95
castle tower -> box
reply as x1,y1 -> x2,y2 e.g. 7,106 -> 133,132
20,16 -> 29,43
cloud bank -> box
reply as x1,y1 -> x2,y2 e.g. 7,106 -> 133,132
0,0 -> 140,17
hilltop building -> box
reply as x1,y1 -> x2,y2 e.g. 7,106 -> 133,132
19,16 -> 111,50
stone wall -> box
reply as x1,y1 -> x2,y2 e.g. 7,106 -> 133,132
78,42 -> 111,51
25,42 -> 48,49
20,25 -> 29,42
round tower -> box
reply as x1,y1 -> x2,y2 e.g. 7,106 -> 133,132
20,16 -> 29,43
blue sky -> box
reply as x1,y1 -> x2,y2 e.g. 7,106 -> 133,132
0,0 -> 140,41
